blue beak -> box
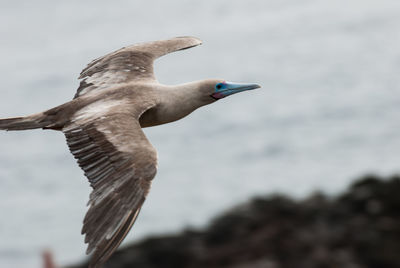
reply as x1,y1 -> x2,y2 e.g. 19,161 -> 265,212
211,82 -> 261,99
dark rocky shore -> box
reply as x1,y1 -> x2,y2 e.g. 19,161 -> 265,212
69,175 -> 400,268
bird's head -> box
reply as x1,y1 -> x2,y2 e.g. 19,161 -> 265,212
204,79 -> 261,101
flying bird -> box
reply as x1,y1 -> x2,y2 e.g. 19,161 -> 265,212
0,37 -> 260,267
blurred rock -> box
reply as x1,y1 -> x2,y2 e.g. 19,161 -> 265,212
68,175 -> 400,268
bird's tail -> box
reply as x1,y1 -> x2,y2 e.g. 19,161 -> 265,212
0,113 -> 52,131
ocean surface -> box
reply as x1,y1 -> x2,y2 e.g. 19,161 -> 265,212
0,0 -> 400,267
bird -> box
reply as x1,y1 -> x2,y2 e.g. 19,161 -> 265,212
0,36 -> 260,267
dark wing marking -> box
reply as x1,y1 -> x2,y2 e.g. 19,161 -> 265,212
63,113 -> 157,267
74,36 -> 202,99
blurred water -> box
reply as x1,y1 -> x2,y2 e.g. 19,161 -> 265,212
0,0 -> 400,267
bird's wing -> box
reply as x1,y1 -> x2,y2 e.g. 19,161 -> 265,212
63,105 -> 157,267
74,36 -> 202,99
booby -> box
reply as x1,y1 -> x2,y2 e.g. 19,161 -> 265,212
0,37 -> 260,267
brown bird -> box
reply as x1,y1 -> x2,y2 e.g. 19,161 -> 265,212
0,37 -> 260,267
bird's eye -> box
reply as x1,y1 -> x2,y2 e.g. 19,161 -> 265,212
216,84 -> 222,89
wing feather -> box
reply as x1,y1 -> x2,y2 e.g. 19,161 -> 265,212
63,112 -> 157,267
74,36 -> 202,99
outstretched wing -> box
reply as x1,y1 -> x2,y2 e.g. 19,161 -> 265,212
74,36 -> 202,98
63,109 -> 157,267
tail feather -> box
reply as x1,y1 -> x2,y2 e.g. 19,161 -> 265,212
0,113 -> 51,131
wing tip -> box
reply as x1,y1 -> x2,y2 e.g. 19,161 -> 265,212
175,36 -> 203,45
170,36 -> 202,53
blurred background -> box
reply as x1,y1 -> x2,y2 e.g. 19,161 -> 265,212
0,0 -> 399,267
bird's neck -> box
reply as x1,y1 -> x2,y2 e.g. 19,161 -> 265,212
139,81 -> 212,128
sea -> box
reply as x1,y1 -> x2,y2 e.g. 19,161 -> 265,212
0,0 -> 399,267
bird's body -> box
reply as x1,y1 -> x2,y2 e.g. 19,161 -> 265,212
0,37 -> 259,267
